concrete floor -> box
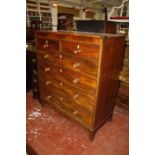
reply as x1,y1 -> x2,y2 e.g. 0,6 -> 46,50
26,92 -> 129,155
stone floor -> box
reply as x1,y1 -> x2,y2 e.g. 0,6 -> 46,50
26,92 -> 129,155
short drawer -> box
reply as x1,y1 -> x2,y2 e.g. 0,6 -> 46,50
37,38 -> 59,51
61,41 -> 100,60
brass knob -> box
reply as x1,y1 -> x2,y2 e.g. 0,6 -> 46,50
45,80 -> 51,86
43,40 -> 48,48
60,97 -> 63,101
32,58 -> 36,63
73,78 -> 80,84
74,50 -> 78,54
34,88 -> 38,92
59,68 -> 63,72
45,67 -> 50,72
33,70 -> 37,74
43,44 -> 47,48
33,79 -> 37,83
73,62 -> 80,68
77,44 -> 80,49
44,54 -> 49,59
60,82 -> 63,86
46,95 -> 52,100
73,50 -> 80,55
59,54 -> 62,59
73,110 -> 78,115
73,94 -> 79,100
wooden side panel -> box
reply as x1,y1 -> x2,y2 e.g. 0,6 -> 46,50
104,22 -> 117,33
94,37 -> 125,128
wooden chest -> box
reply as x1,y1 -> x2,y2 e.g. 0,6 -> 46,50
35,31 -> 125,140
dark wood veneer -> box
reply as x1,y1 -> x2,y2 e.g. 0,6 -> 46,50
36,31 -> 125,140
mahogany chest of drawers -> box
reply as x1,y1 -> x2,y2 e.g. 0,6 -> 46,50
35,31 -> 125,140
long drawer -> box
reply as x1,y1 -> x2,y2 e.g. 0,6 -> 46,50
39,84 -> 93,128
38,52 -> 98,77
57,53 -> 98,77
37,59 -> 97,92
39,76 -> 95,113
52,91 -> 93,129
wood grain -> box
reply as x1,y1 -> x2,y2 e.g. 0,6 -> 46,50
36,31 -> 125,140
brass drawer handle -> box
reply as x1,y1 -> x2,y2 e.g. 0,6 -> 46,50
60,97 -> 63,101
32,58 -> 36,63
45,80 -> 51,86
59,68 -> 63,72
33,70 -> 37,74
46,95 -> 52,100
73,94 -> 79,100
45,67 -> 50,72
44,54 -> 49,59
73,78 -> 80,84
73,62 -> 80,68
33,79 -> 37,83
60,82 -> 63,86
73,110 -> 78,115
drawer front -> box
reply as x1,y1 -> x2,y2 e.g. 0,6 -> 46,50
56,53 -> 98,77
37,58 -> 60,76
38,61 -> 97,93
61,41 -> 100,60
37,38 -> 59,51
39,76 -> 95,113
37,51 -> 98,77
39,82 -> 93,128
37,50 -> 59,63
39,85 -> 53,103
51,87 -> 93,128
56,68 -> 97,93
